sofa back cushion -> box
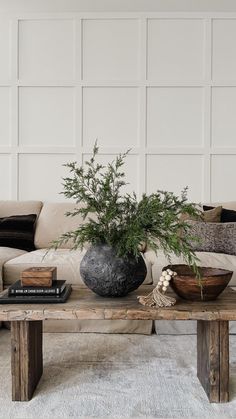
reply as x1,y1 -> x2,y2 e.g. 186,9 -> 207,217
205,202 -> 236,211
0,200 -> 43,217
180,205 -> 222,223
188,220 -> 236,255
203,205 -> 236,223
35,202 -> 86,249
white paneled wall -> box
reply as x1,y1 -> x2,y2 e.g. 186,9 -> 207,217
147,19 -> 205,80
0,13 -> 236,202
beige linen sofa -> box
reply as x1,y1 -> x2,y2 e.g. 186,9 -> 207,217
0,200 -> 153,334
146,201 -> 236,334
0,200 -> 235,335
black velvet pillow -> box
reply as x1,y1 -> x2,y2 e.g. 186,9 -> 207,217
203,205 -> 236,223
0,214 -> 37,251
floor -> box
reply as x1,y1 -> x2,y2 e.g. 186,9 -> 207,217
0,329 -> 236,419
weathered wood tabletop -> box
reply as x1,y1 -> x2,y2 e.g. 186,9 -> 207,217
0,285 -> 236,321
1,285 -> 236,403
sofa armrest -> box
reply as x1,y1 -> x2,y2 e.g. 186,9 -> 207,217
0,264 -> 3,292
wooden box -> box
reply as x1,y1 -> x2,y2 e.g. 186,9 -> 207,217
21,267 -> 57,287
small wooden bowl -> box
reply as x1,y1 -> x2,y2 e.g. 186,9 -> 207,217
165,264 -> 233,301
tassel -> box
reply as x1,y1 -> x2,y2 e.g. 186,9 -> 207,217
138,268 -> 177,308
138,286 -> 176,307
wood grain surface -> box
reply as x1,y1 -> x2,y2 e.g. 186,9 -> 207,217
197,320 -> 229,403
21,267 -> 57,278
21,267 -> 57,287
21,277 -> 52,287
1,286 -> 236,322
11,321 -> 43,401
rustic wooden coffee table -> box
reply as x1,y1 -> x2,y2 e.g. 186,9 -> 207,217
0,285 -> 235,403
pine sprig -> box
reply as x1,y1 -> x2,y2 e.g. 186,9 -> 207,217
54,143 -> 201,273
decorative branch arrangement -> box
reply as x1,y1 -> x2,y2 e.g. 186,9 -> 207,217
52,142 -> 200,273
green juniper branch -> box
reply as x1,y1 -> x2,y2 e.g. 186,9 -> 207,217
53,142 -> 201,276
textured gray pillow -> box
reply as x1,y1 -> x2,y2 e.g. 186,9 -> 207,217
188,221 -> 236,255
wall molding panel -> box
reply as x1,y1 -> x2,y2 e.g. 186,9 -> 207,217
0,13 -> 236,202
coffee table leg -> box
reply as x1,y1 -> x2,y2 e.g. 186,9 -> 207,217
11,320 -> 43,401
197,320 -> 229,403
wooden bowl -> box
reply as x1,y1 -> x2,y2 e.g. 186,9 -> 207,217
165,264 -> 233,301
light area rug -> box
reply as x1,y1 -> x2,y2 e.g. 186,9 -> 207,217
0,329 -> 236,419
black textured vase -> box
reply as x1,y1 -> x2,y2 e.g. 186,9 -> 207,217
80,244 -> 147,297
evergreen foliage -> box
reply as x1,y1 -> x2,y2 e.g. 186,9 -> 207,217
53,143 -> 200,272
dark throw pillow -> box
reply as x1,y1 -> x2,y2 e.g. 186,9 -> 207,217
203,205 -> 236,223
0,214 -> 37,251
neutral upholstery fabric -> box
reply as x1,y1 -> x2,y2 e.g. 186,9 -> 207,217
149,200 -> 236,334
180,205 -> 222,222
35,202 -> 85,249
202,205 -> 222,222
0,200 -> 42,217
155,320 -> 197,334
3,247 -> 153,334
204,205 -> 236,222
1,200 -> 236,335
155,319 -> 236,335
0,247 -> 27,290
3,248 -> 153,286
4,248 -> 86,285
0,247 -> 27,329
145,248 -> 236,286
206,201 -> 236,211
43,319 -> 153,334
189,220 -> 236,255
155,287 -> 236,335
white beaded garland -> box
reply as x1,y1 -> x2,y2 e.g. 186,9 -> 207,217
138,269 -> 177,308
156,269 -> 177,295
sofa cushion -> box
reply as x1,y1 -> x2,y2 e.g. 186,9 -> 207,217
35,202 -> 85,249
201,206 -> 222,222
154,318 -> 236,335
204,205 -> 236,223
0,200 -> 42,217
188,220 -> 236,255
43,319 -> 153,334
154,319 -> 236,335
0,247 -> 27,290
180,205 -> 222,222
0,214 -> 37,251
205,201 -> 236,211
155,320 -> 197,335
145,248 -> 236,286
4,248 -> 86,286
3,248 -> 153,286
